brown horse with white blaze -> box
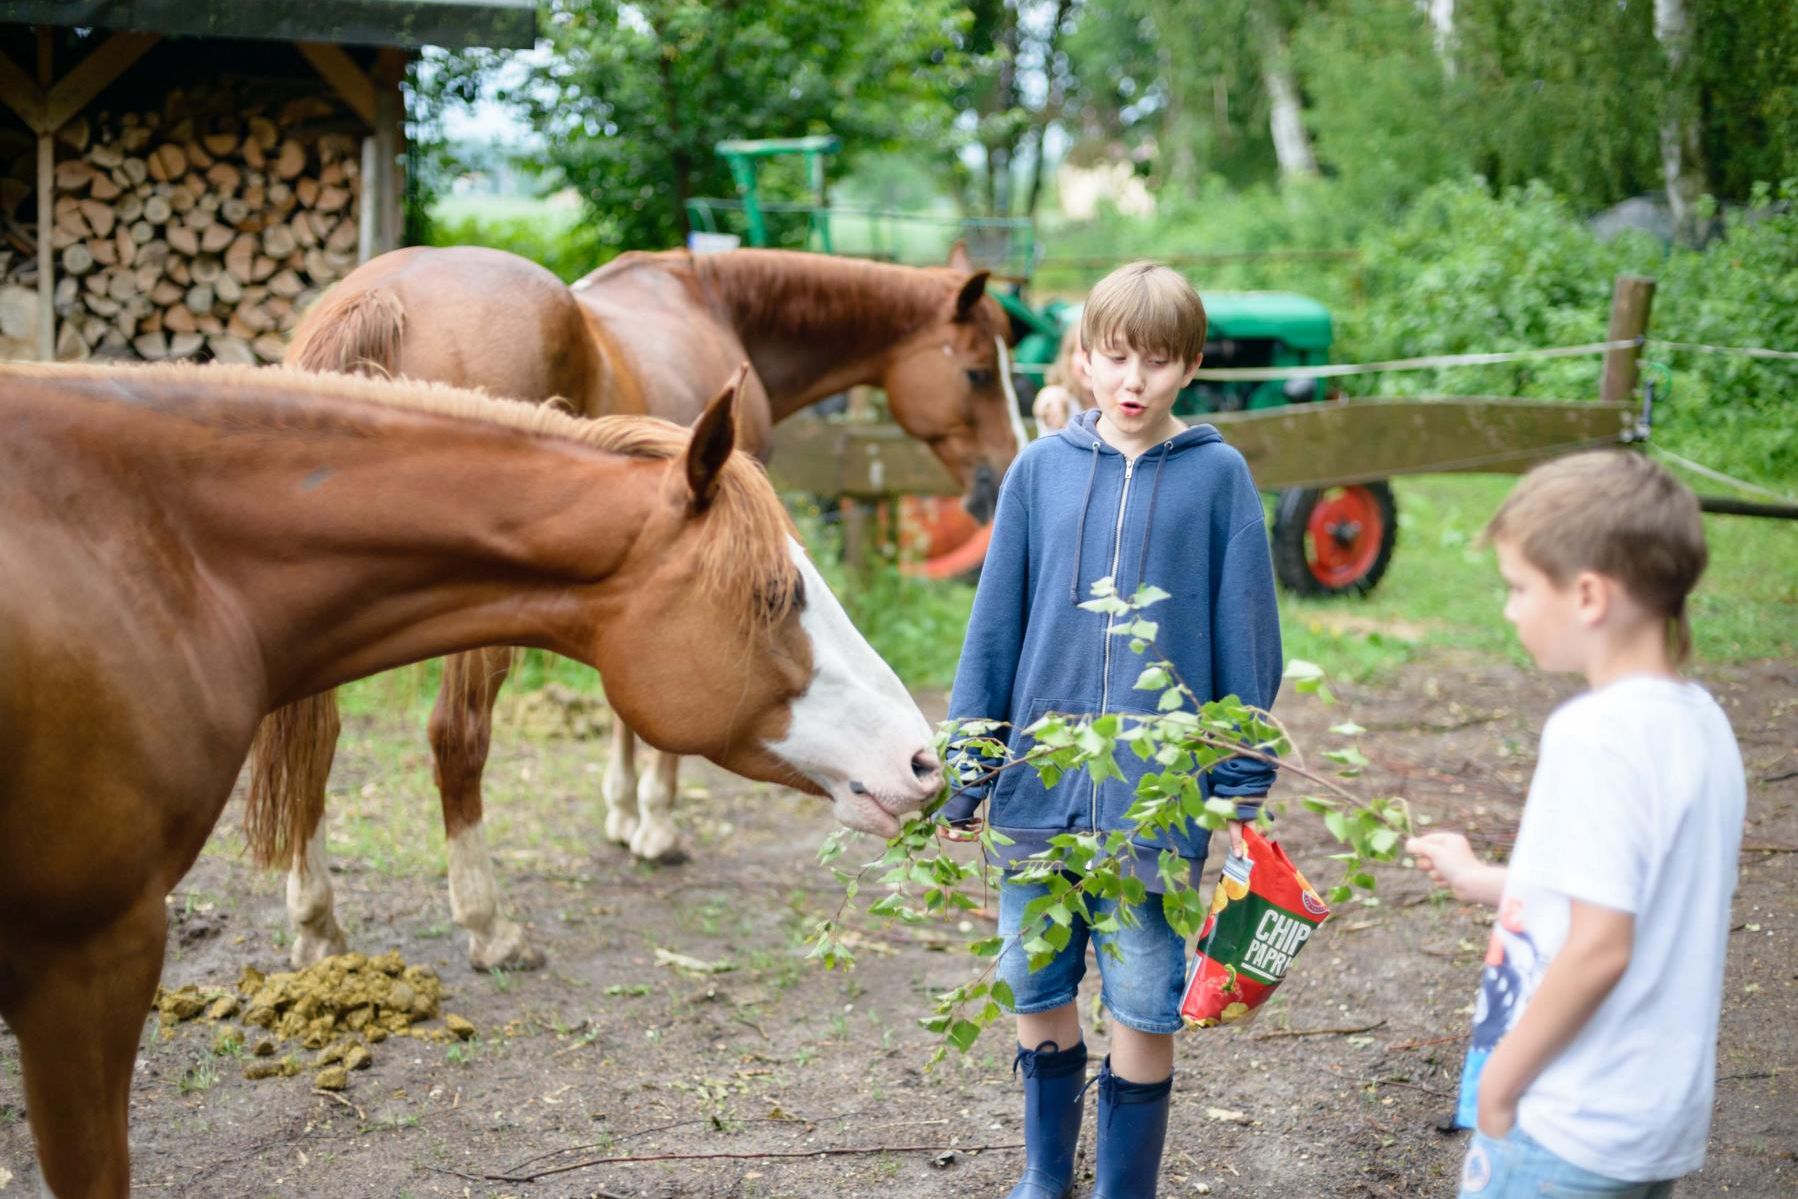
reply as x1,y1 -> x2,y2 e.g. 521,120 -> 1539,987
0,361 -> 937,1198
273,243 -> 1023,971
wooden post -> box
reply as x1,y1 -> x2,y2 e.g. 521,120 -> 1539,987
35,28 -> 52,361
1599,274 -> 1656,405
358,135 -> 379,263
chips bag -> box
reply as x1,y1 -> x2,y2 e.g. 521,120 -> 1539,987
1181,826 -> 1330,1028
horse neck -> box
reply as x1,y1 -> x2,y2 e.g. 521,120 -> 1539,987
696,252 -> 948,418
166,403 -> 658,704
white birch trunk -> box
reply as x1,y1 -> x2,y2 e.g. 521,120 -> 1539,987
1654,0 -> 1709,243
1264,53 -> 1317,179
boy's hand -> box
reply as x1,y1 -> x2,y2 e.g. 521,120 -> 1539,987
1406,832 -> 1479,891
1476,1077 -> 1519,1140
937,817 -> 984,844
1227,820 -> 1248,858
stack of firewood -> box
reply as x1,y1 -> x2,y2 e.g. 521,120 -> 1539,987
1,89 -> 363,363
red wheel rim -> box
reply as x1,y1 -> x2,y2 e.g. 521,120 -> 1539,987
1305,486 -> 1385,589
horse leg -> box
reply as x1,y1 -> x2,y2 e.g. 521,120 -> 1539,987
285,819 -> 348,967
430,647 -> 544,972
1,892 -> 165,1198
601,716 -> 640,846
628,744 -> 686,863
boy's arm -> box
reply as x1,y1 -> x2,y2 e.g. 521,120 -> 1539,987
1476,899 -> 1634,1137
1406,832 -> 1508,906
941,476 -> 1032,825
1207,482 -> 1284,807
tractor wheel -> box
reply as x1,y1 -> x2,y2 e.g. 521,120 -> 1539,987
1272,481 -> 1398,597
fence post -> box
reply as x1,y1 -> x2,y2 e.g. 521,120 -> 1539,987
1599,275 -> 1656,405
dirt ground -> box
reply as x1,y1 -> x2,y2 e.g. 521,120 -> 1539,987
2,659 -> 1793,1198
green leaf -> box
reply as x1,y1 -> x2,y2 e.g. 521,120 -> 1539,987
1134,666 -> 1171,691
948,1019 -> 981,1053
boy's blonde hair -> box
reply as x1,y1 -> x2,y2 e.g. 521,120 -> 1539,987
1080,261 -> 1207,365
1485,451 -> 1708,665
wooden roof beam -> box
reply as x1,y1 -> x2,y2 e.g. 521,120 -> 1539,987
296,41 -> 378,127
0,31 -> 157,134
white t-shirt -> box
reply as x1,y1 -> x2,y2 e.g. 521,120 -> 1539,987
1471,676 -> 1745,1182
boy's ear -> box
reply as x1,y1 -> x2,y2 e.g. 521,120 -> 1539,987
1183,352 -> 1204,388
953,271 -> 990,322
1572,570 -> 1610,626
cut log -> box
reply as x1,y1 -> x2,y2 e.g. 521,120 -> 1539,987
55,320 -> 90,361
166,224 -> 199,256
261,224 -> 296,258
251,255 -> 277,283
55,201 -> 94,242
325,218 -> 359,254
274,140 -> 306,181
115,310 -> 138,339
167,180 -> 196,213
57,115 -> 91,153
219,196 -> 249,228
184,284 -> 214,314
133,330 -> 170,360
169,331 -> 205,358
267,269 -> 304,299
168,257 -> 191,286
121,156 -> 148,185
147,144 -> 187,182
53,275 -> 78,312
195,313 -> 223,336
182,140 -> 213,171
241,138 -> 265,170
107,270 -> 137,303
54,161 -> 98,192
87,236 -> 117,267
201,223 -> 234,254
181,206 -> 215,232
203,132 -> 240,158
292,213 -> 319,249
118,193 -> 145,223
90,142 -> 124,170
206,161 -> 242,194
60,242 -> 95,276
214,271 -> 242,304
135,240 -> 169,271
303,247 -> 332,280
189,255 -> 223,286
163,303 -> 196,333
314,185 -> 350,214
76,200 -> 115,237
81,314 -> 110,344
151,279 -> 183,307
133,263 -> 160,294
84,271 -> 109,298
88,173 -> 122,201
296,176 -> 320,208
208,334 -> 255,364
115,227 -> 135,268
96,328 -> 129,355
252,332 -> 288,363
141,195 -> 172,226
129,219 -> 155,245
225,234 -> 256,283
248,116 -> 278,151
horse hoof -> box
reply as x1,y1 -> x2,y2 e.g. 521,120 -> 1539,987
290,929 -> 348,969
629,824 -> 686,864
604,812 -> 639,846
468,921 -> 546,972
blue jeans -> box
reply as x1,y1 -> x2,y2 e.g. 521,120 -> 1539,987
1459,1126 -> 1677,1199
996,874 -> 1187,1035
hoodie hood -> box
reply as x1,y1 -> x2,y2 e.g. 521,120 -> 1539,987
1061,407 -> 1224,456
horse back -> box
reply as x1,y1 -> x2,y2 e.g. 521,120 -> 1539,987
292,245 -> 605,413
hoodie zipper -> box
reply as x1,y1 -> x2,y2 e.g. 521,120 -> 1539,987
1092,453 -> 1135,830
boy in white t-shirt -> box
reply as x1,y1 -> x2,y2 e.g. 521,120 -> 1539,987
1408,451 -> 1746,1198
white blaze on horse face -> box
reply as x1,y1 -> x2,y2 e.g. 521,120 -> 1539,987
769,537 -> 939,837
997,336 -> 1027,456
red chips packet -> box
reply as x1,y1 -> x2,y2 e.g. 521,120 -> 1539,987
1180,825 -> 1331,1028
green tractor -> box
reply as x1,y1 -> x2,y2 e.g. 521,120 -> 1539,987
688,136 -> 1396,598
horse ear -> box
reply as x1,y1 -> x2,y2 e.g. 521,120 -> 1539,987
685,362 -> 747,510
947,239 -> 974,272
953,270 -> 990,322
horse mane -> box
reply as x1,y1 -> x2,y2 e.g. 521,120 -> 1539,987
602,248 -> 1009,352
2,360 -> 797,618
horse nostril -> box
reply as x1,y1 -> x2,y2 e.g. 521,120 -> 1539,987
911,749 -> 942,782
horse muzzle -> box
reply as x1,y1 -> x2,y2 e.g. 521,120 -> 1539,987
962,462 -> 1000,525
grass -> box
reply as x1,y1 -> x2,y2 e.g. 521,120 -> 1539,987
1276,473 -> 1797,681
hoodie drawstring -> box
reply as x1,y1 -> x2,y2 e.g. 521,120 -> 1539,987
1133,441 -> 1172,591
1068,438 -> 1102,604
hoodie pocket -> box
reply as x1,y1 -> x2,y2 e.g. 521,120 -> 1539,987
1099,708 -> 1215,863
988,695 -> 1101,832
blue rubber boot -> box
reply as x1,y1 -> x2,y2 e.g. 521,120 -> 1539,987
1004,1040 -> 1089,1199
1091,1056 -> 1173,1199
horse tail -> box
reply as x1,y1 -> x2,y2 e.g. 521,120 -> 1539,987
244,691 -> 341,868
287,284 -> 407,377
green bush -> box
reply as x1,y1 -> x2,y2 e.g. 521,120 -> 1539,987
424,197 -> 610,284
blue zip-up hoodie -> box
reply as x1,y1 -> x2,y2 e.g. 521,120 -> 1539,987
944,408 -> 1283,889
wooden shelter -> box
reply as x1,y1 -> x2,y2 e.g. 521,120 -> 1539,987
0,1 -> 534,362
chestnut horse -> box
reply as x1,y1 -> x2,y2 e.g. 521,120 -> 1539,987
0,361 -> 938,1198
271,244 -> 1024,971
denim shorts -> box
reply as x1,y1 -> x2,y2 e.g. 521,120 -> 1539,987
995,874 -> 1187,1035
1460,1126 -> 1677,1199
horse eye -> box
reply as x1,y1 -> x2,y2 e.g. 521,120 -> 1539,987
762,575 -> 805,615
966,368 -> 995,388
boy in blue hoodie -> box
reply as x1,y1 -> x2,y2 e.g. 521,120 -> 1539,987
943,262 -> 1283,1199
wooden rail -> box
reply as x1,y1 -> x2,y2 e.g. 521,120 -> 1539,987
766,397 -> 1642,499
